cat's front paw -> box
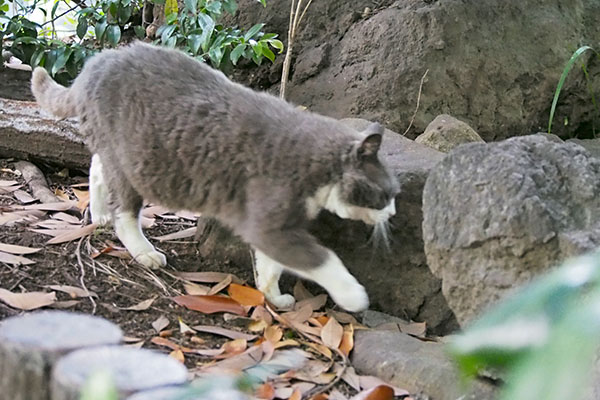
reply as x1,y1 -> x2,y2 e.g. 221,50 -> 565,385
134,250 -> 167,269
331,283 -> 369,312
266,293 -> 296,310
91,211 -> 112,226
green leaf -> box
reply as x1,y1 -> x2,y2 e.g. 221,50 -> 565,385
244,23 -> 264,41
208,45 -> 223,67
188,34 -> 202,55
134,25 -> 145,39
230,43 -> 246,65
222,0 -> 237,14
165,35 -> 177,48
197,13 -> 215,52
109,2 -> 118,18
260,33 -> 277,40
95,18 -> 108,41
106,24 -> 121,46
165,0 -> 178,17
260,42 -> 274,62
160,24 -> 176,43
205,0 -> 221,16
165,11 -> 178,24
51,0 -> 60,19
256,0 -> 265,6
12,36 -> 38,45
184,0 -> 197,14
548,46 -> 598,134
268,38 -> 284,53
51,47 -> 72,76
30,47 -> 45,68
76,18 -> 88,39
117,5 -> 132,24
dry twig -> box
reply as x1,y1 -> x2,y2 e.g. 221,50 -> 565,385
403,69 -> 429,136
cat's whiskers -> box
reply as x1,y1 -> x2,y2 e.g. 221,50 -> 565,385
368,219 -> 393,253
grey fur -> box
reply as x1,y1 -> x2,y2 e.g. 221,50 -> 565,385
31,42 -> 397,272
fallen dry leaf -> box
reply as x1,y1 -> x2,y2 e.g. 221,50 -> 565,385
50,300 -> 80,309
358,376 -> 408,397
72,188 -> 90,211
183,282 -> 211,295
288,389 -> 301,400
0,288 -> 56,310
153,227 -> 197,241
295,294 -> 328,312
248,319 -> 269,332
152,315 -> 170,333
173,294 -> 246,316
12,189 -> 36,204
22,201 -> 75,211
283,304 -> 313,324
321,317 -> 343,349
221,338 -> 248,356
52,212 -> 81,224
351,385 -> 395,400
192,325 -> 258,340
46,224 -> 97,244
264,325 -> 283,344
0,243 -> 41,255
251,306 -> 273,325
46,285 -> 97,299
177,271 -> 243,284
341,366 -> 362,392
179,318 -> 195,335
293,281 -> 313,301
0,180 -> 18,187
169,349 -> 185,363
256,382 -> 275,400
0,251 -> 35,265
274,339 -> 300,349
339,324 -> 355,356
208,274 -> 233,296
122,297 -> 156,311
228,283 -> 265,307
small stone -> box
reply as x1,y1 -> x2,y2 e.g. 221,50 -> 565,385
416,114 -> 484,153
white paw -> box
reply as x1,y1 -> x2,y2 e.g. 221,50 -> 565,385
330,283 -> 369,312
134,250 -> 167,269
266,293 -> 296,310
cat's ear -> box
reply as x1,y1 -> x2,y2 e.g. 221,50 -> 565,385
357,123 -> 383,159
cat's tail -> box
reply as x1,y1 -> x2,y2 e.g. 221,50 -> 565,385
31,67 -> 76,119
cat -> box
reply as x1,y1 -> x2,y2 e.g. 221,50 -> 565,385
31,42 -> 398,312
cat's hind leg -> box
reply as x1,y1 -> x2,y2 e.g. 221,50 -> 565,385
89,154 -> 112,226
254,250 -> 296,309
103,167 -> 167,269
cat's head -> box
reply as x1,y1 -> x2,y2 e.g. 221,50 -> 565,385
322,123 -> 399,225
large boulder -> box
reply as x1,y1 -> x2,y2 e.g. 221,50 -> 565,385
423,134 -> 600,325
228,0 -> 600,140
415,114 -> 484,153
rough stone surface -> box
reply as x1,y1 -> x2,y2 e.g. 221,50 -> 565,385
423,134 -> 600,325
352,330 -> 497,400
568,138 -> 600,160
0,67 -> 33,101
415,114 -> 484,153
227,0 -> 600,140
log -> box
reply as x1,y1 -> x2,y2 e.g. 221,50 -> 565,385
15,160 -> 62,203
0,98 -> 90,169
0,311 -> 123,400
51,346 -> 188,400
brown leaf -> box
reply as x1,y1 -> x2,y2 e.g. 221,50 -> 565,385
221,338 -> 247,356
321,316 -> 343,349
183,282 -> 211,295
0,288 -> 56,310
0,180 -> 18,187
264,325 -> 283,344
304,342 -> 332,359
288,389 -> 301,400
177,271 -> 243,284
152,315 -> 170,333
179,318 -> 195,335
329,310 -> 359,325
72,188 -> 90,211
169,349 -> 185,363
191,325 -> 258,340
293,280 -> 313,301
358,376 -> 409,397
248,319 -> 269,332
0,243 -> 42,255
122,297 -> 156,311
52,212 -> 81,224
251,306 -> 273,325
274,339 -> 300,349
22,201 -> 75,211
341,366 -> 361,392
339,324 -> 355,356
283,304 -> 313,324
295,294 -> 327,312
0,251 -> 35,265
46,285 -> 97,298
46,224 -> 97,244
351,385 -> 394,400
152,227 -> 197,242
256,382 -> 275,400
13,189 -> 36,204
50,300 -> 80,309
208,274 -> 233,296
228,283 -> 265,307
173,294 -> 246,316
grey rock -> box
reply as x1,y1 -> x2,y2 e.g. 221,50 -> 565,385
416,114 -> 484,153
227,0 -> 600,141
361,310 -> 409,328
352,330 -> 497,400
423,134 -> 600,325
568,138 -> 600,160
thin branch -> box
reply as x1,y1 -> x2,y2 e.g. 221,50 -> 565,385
403,68 -> 429,136
41,4 -> 80,27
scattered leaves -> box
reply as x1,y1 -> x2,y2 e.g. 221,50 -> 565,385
0,243 -> 41,255
228,283 -> 265,306
173,294 -> 246,316
46,223 -> 97,244
122,297 -> 156,311
152,315 -> 170,333
0,288 -> 56,310
46,285 -> 97,299
0,251 -> 35,265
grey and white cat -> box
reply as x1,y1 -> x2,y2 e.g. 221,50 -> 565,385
31,42 -> 398,312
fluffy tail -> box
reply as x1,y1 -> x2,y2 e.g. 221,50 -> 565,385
31,67 -> 76,119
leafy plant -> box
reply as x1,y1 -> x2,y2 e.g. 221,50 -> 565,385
1,0 -> 281,81
154,0 -> 283,68
548,46 -> 600,135
449,250 -> 600,400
